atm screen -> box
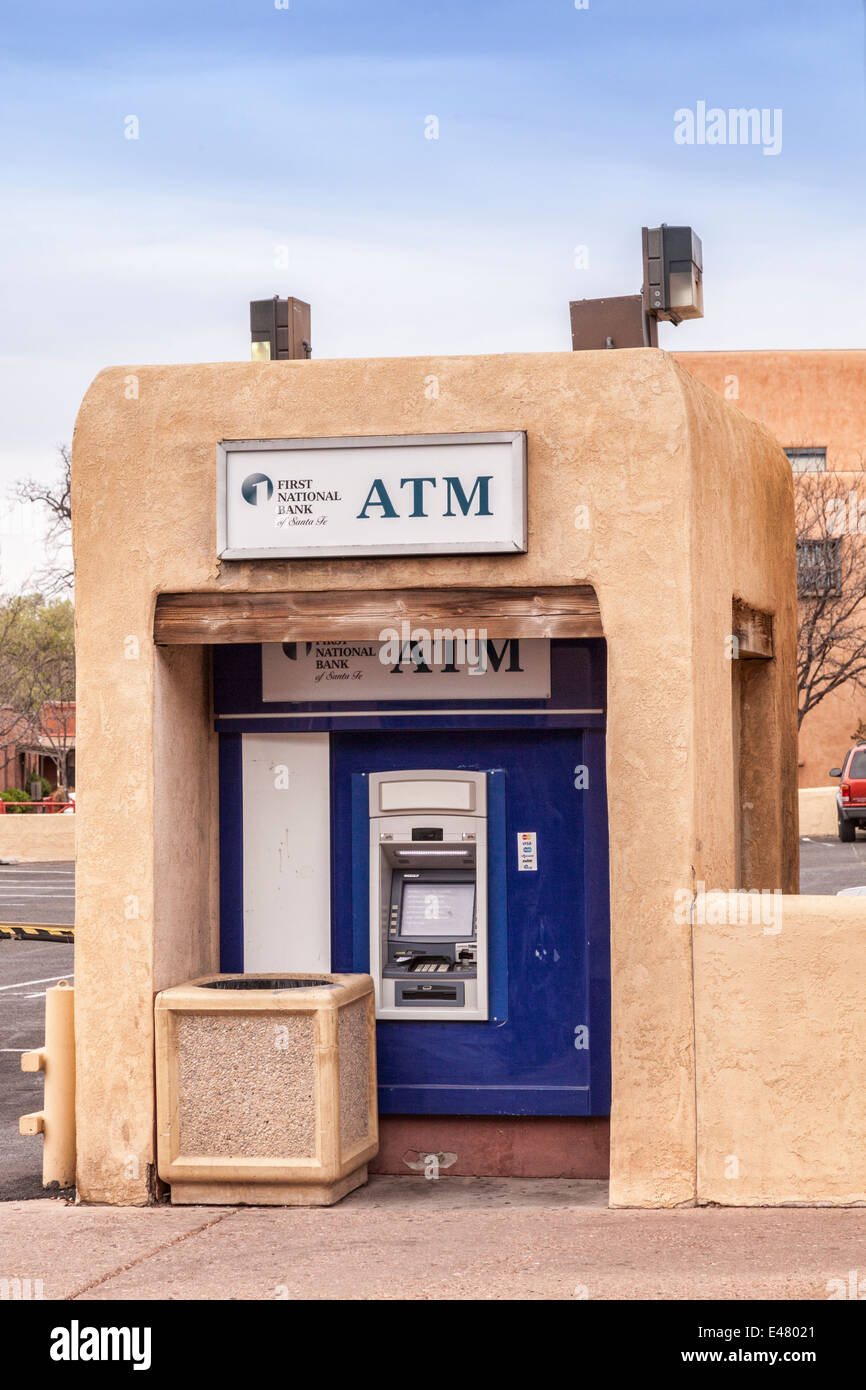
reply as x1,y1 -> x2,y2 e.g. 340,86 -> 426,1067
399,880 -> 475,938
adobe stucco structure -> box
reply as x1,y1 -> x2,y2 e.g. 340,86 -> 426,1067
678,350 -> 866,789
71,349 -> 799,1207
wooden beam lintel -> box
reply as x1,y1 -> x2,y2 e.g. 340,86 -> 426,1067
732,598 -> 774,660
154,586 -> 603,645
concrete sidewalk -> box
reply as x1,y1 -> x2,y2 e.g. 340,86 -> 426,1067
2,1178 -> 865,1300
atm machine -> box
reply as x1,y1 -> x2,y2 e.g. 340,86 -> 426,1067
368,769 -> 488,1022
215,640 -> 611,1117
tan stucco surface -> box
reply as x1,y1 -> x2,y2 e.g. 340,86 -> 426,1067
798,786 -> 838,837
72,349 -> 797,1206
0,815 -> 76,863
695,892 -> 866,1204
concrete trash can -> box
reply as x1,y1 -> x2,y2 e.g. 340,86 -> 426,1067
155,972 -> 378,1206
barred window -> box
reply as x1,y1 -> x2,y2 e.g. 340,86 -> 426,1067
797,537 -> 842,595
786,447 -> 827,473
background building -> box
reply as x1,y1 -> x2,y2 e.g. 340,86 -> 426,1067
0,702 -> 75,795
678,350 -> 866,788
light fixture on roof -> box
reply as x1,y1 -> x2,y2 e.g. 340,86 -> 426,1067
641,225 -> 704,325
249,295 -> 312,360
571,225 -> 704,350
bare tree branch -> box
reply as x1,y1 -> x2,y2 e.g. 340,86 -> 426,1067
796,459 -> 866,728
12,445 -> 73,596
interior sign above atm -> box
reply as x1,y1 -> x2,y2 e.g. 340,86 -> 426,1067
262,639 -> 551,702
217,432 -> 527,558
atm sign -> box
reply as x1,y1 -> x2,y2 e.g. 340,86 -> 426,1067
261,639 -> 551,703
217,432 -> 527,559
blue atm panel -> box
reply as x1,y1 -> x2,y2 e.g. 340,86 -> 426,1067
330,726 -> 610,1116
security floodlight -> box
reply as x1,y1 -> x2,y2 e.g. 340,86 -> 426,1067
249,296 -> 312,360
571,224 -> 704,349
641,226 -> 704,325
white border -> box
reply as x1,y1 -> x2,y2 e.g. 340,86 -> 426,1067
216,432 -> 528,560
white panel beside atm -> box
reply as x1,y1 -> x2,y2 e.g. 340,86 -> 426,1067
241,733 -> 331,972
368,769 -> 488,1022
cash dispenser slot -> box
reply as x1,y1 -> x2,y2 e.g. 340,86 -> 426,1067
395,982 -> 465,1006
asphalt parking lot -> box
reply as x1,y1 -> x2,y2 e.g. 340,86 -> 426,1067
799,833 -> 866,894
0,861 -> 75,926
0,938 -> 74,1200
0,863 -> 74,1200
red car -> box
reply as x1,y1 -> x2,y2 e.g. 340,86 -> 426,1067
830,745 -> 866,840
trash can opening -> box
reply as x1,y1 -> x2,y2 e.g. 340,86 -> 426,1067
199,977 -> 336,991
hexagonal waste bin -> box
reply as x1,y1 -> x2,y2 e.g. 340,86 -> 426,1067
155,972 -> 377,1206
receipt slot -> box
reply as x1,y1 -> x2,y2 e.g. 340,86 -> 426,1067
369,770 -> 488,1021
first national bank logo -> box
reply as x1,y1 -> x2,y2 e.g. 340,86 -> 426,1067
241,472 -> 274,505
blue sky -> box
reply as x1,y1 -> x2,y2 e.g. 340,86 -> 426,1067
1,0 -> 864,587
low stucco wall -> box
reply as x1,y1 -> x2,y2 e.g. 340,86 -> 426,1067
798,786 -> 837,837
0,815 -> 76,864
694,892 -> 866,1204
